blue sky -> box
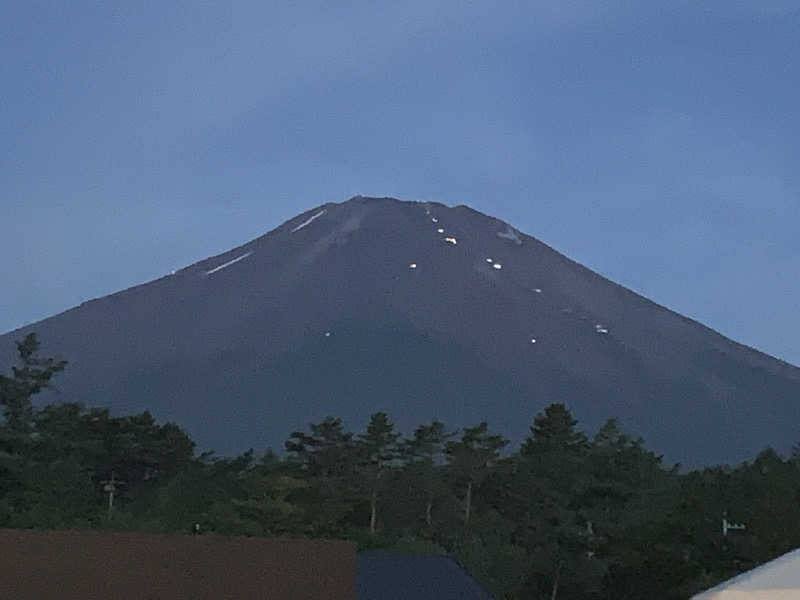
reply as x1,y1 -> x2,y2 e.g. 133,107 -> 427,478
2,1 -> 798,365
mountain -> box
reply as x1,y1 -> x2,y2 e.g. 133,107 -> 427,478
2,196 -> 798,466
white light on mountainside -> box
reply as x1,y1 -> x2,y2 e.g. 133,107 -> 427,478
444,237 -> 457,245
409,263 -> 417,269
437,228 -> 444,233
493,263 -> 502,269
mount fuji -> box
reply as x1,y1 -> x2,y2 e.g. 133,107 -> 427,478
2,196 -> 798,466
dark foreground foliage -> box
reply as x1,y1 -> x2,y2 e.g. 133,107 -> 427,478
2,334 -> 799,599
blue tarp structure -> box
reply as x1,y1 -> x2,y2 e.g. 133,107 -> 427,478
357,550 -> 494,600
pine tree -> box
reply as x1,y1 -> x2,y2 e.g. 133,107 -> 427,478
0,333 -> 66,436
402,420 -> 456,527
445,422 -> 507,527
284,416 -> 358,536
520,402 -> 587,457
0,333 -> 67,519
357,412 -> 400,534
285,416 -> 355,480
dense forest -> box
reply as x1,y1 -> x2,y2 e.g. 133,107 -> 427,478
2,334 -> 799,599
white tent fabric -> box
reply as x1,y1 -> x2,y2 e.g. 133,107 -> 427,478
692,549 -> 800,599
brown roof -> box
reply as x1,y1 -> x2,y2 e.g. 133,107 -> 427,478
0,529 -> 356,600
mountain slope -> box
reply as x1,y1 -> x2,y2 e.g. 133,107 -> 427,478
2,196 -> 798,466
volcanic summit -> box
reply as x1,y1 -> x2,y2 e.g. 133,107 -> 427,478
2,196 -> 798,466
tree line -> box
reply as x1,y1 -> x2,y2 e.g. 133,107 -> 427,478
2,333 -> 800,599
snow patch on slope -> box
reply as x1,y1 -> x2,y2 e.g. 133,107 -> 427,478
205,252 -> 253,275
291,210 -> 326,233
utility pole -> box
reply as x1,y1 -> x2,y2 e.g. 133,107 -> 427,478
102,472 -> 125,519
722,511 -> 746,537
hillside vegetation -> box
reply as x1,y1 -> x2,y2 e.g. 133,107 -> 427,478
2,334 -> 799,599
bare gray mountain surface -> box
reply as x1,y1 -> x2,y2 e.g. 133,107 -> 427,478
2,196 -> 798,466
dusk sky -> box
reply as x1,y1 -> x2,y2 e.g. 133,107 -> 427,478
2,2 -> 798,366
